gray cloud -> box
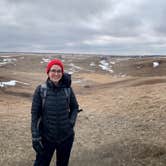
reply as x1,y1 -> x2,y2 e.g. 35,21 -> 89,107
0,0 -> 166,55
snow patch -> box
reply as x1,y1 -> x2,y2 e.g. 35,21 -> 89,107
69,63 -> 82,70
40,58 -> 51,64
99,60 -> 114,73
0,80 -> 29,88
90,62 -> 96,66
153,62 -> 159,68
0,57 -> 17,66
67,63 -> 82,74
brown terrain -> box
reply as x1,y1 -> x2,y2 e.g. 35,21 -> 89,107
0,53 -> 166,166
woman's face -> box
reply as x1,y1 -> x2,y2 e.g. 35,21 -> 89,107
48,65 -> 63,84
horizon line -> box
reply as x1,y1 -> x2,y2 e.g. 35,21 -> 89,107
0,51 -> 166,57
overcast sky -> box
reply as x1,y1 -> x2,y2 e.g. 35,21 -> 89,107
0,0 -> 166,55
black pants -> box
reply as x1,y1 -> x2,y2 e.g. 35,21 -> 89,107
34,134 -> 74,166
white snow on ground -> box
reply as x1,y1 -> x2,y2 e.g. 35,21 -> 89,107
40,58 -> 65,64
99,60 -> 114,73
0,56 -> 11,58
110,61 -> 115,65
69,63 -> 82,70
0,80 -> 16,87
40,58 -> 51,64
67,63 -> 82,74
153,62 -> 159,68
68,71 -> 74,75
0,57 -> 17,66
0,80 -> 29,88
90,62 -> 96,66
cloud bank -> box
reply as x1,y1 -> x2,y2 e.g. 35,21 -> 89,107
0,0 -> 166,55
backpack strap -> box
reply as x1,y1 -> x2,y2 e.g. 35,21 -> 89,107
40,83 -> 47,112
37,83 -> 47,134
64,88 -> 71,108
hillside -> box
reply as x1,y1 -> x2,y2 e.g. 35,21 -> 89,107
0,54 -> 166,166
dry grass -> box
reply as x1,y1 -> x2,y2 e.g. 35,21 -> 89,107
0,54 -> 166,166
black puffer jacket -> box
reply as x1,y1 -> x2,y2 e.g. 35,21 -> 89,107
31,73 -> 79,143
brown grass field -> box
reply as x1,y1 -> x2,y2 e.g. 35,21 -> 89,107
0,53 -> 166,166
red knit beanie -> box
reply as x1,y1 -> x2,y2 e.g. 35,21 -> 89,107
46,59 -> 64,74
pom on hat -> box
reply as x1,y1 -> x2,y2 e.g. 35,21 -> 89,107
46,59 -> 64,74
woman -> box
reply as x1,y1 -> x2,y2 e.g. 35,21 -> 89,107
31,59 -> 79,166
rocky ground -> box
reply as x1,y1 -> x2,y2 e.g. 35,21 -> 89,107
0,53 -> 166,166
